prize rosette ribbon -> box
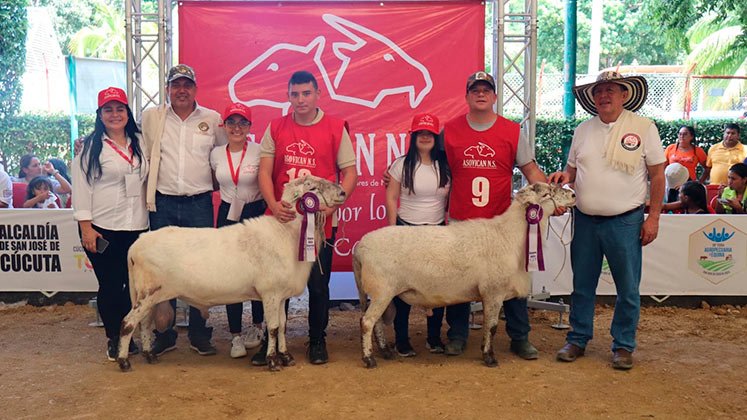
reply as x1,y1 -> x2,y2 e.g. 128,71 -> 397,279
298,192 -> 320,262
525,204 -> 545,272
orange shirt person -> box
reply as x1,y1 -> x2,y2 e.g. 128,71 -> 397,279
664,126 -> 707,182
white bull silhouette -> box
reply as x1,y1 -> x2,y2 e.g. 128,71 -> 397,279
228,14 -> 433,115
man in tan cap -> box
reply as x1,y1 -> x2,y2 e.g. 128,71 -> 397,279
141,64 -> 226,357
439,71 -> 551,361
549,71 -> 666,370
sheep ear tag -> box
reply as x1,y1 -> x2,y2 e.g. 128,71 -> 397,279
525,204 -> 545,272
298,192 -> 320,262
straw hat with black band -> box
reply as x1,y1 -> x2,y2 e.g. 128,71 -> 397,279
573,71 -> 648,116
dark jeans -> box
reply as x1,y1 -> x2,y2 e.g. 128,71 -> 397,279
392,217 -> 446,344
82,225 -> 147,341
217,199 -> 267,334
446,298 -> 530,342
149,191 -> 214,340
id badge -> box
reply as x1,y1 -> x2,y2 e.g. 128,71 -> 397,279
227,198 -> 246,221
125,173 -> 141,197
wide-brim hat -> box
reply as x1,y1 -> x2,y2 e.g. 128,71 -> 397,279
573,71 -> 648,116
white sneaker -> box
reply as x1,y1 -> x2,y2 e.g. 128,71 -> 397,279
230,336 -> 247,358
244,325 -> 263,349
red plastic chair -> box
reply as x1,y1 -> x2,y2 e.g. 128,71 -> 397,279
12,183 -> 26,208
705,184 -> 720,205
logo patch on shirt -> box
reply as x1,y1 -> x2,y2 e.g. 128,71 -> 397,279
620,133 -> 641,151
461,141 -> 497,169
198,122 -> 210,132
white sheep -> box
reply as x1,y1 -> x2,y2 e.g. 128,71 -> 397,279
353,182 -> 575,368
116,175 -> 346,372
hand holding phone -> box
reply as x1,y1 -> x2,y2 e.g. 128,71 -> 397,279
96,236 -> 110,253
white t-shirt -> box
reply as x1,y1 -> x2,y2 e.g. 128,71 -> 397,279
0,164 -> 13,207
389,156 -> 449,225
567,114 -> 665,216
210,142 -> 262,203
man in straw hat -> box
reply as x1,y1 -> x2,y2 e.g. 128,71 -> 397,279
548,71 -> 666,370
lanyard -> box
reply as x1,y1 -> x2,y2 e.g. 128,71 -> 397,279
226,142 -> 248,186
104,139 -> 134,166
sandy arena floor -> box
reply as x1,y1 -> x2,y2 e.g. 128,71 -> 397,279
0,300 -> 745,419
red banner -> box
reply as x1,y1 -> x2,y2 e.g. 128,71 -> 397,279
180,1 -> 485,270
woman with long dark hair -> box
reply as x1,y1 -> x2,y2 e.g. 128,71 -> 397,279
14,153 -> 72,196
664,126 -> 707,182
72,87 -> 149,361
385,113 -> 451,357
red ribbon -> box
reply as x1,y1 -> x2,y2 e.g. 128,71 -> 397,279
226,142 -> 248,186
104,139 -> 134,166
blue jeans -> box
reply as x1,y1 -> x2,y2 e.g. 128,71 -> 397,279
567,207 -> 643,353
149,191 -> 214,340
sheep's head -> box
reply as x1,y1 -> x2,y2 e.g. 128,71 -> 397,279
514,182 -> 576,213
281,175 -> 347,208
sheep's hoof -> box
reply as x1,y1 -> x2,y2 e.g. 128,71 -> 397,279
267,355 -> 281,372
279,352 -> 295,367
143,351 -> 158,364
380,345 -> 395,360
483,351 -> 498,368
362,356 -> 377,369
117,357 -> 131,372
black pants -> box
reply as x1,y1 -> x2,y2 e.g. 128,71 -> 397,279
82,226 -> 147,341
392,217 -> 446,344
217,199 -> 266,334
259,228 -> 336,343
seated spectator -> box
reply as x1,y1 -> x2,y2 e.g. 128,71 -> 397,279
664,162 -> 689,204
48,158 -> 72,206
714,163 -> 746,214
23,176 -> 59,208
678,181 -> 709,214
0,163 -> 11,208
664,126 -> 707,182
13,154 -> 72,196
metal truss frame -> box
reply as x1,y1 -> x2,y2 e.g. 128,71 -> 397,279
124,0 -> 172,120
492,0 -> 537,143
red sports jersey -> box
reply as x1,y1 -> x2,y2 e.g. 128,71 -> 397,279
269,113 -> 346,235
444,114 -> 519,220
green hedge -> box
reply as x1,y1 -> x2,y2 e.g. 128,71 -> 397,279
532,118 -> 747,173
0,113 -> 95,175
0,113 -> 745,176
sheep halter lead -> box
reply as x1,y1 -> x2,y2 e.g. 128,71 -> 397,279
525,204 -> 545,272
298,192 -> 320,262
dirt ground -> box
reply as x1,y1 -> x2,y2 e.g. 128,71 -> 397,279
1,300 -> 745,419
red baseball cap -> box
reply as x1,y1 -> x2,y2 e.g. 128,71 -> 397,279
410,113 -> 440,135
97,87 -> 128,108
222,102 -> 252,122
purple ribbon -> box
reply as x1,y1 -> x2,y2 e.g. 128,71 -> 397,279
298,192 -> 320,261
525,204 -> 545,272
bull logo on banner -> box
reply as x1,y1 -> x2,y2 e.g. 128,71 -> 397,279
227,14 -> 433,115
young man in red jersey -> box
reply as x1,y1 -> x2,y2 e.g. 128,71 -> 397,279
257,70 -> 357,365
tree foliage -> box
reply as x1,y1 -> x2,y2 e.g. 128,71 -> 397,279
646,0 -> 747,53
0,0 -> 29,119
538,0 -> 680,73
